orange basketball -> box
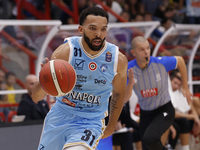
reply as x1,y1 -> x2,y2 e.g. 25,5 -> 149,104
39,59 -> 76,97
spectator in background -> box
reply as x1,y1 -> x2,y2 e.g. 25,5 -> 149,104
5,71 -> 16,104
163,6 -> 176,20
116,0 -> 129,12
143,12 -> 164,41
143,12 -> 152,21
168,71 -> 200,149
0,69 -> 10,122
135,13 -> 144,22
158,18 -> 173,33
185,0 -> 200,24
97,0 -> 123,23
60,0 -> 89,24
140,0 -> 166,20
162,5 -> 185,24
17,74 -> 49,121
126,0 -> 142,21
0,69 -> 7,102
118,11 -> 130,22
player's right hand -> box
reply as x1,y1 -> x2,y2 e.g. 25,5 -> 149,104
41,57 -> 56,68
41,58 -> 49,68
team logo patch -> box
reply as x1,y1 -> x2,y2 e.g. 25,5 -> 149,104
100,64 -> 108,72
141,88 -> 158,97
62,98 -> 76,107
89,62 -> 97,71
105,52 -> 112,62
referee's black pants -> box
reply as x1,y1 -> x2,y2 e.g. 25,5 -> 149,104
140,101 -> 175,150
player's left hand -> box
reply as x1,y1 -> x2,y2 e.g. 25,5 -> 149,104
181,87 -> 193,105
102,125 -> 115,139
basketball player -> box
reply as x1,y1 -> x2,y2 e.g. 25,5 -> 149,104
126,36 -> 192,150
32,7 -> 128,150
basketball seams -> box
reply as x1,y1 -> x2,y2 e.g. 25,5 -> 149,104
50,60 -> 64,96
59,60 -> 77,93
39,64 -> 58,96
59,60 -> 70,92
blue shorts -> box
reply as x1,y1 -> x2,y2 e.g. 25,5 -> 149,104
38,104 -> 106,150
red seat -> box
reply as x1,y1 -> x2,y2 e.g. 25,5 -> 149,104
8,111 -> 17,122
0,112 -> 6,122
194,93 -> 200,97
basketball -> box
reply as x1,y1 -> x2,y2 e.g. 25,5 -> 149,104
39,59 -> 76,97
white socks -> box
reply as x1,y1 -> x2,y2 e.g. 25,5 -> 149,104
181,145 -> 189,150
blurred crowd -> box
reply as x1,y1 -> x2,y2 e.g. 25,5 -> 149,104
1,0 -> 200,25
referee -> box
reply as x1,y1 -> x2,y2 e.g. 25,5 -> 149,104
125,36 -> 192,150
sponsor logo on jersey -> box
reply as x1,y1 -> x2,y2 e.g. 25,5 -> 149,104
100,64 -> 108,72
76,75 -> 87,82
141,88 -> 158,97
75,84 -> 82,90
74,59 -> 85,70
105,52 -> 112,62
94,76 -> 107,86
66,91 -> 101,105
62,98 -> 76,107
156,73 -> 161,82
89,62 -> 97,71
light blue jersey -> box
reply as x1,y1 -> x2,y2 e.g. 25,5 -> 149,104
128,56 -> 177,111
38,36 -> 119,150
56,36 -> 119,119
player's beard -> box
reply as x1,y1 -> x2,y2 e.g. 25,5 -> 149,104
83,33 -> 105,51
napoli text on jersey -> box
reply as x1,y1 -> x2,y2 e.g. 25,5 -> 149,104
128,56 -> 177,111
56,36 -> 119,119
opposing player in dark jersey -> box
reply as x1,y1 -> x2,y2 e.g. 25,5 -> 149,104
126,36 -> 192,150
32,7 -> 128,150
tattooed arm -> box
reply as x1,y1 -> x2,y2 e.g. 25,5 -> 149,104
102,52 -> 128,139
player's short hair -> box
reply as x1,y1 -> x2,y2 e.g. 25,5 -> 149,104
79,7 -> 109,25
